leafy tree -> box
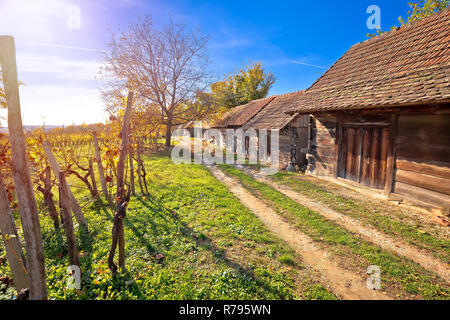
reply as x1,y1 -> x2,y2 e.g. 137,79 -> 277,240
367,0 -> 449,37
211,62 -> 275,111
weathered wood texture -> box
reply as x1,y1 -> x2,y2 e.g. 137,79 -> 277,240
278,132 -> 291,170
292,115 -> 310,168
306,114 -> 337,176
384,114 -> 398,195
393,114 -> 450,208
129,147 -> 135,196
37,166 -> 59,229
0,174 -> 28,292
92,132 -> 112,206
1,36 -> 47,299
340,126 -> 388,189
59,172 -> 79,267
88,158 -> 98,198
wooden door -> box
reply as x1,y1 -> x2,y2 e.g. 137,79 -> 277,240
339,126 -> 389,189
296,115 -> 310,167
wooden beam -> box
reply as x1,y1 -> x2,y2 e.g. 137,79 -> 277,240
385,114 -> 398,195
394,181 -> 450,208
395,169 -> 450,196
396,159 -> 450,180
333,122 -> 341,178
356,128 -> 363,183
370,128 -> 381,187
0,35 -> 47,299
361,128 -> 372,186
379,128 -> 389,187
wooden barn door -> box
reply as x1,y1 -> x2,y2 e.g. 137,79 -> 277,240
338,126 -> 389,189
296,115 -> 310,168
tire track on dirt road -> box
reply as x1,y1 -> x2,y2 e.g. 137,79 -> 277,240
234,165 -> 450,284
206,164 -> 391,300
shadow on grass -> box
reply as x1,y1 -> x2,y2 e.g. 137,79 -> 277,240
130,193 -> 289,299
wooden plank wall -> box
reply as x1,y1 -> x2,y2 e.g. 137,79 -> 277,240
278,130 -> 292,169
294,115 -> 310,168
307,114 -> 337,176
393,114 -> 450,208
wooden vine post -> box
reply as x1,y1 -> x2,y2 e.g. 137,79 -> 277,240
92,132 -> 112,206
36,166 -> 59,229
0,35 -> 47,299
59,172 -> 80,266
88,158 -> 98,199
129,143 -> 135,196
0,174 -> 28,293
42,141 -> 88,229
108,90 -> 133,273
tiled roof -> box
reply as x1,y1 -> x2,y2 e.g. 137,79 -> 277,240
288,8 -> 450,113
242,91 -> 305,130
214,96 -> 276,127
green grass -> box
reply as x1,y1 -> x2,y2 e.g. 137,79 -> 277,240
277,254 -> 296,266
0,155 -> 335,300
270,171 -> 450,264
218,164 -> 449,300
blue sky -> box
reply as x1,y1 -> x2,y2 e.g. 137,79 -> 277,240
0,0 -> 411,125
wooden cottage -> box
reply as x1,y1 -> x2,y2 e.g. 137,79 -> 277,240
212,96 -> 275,147
287,9 -> 450,210
242,91 -> 308,170
175,120 -> 196,137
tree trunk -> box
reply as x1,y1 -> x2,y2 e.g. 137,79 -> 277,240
165,122 -> 172,147
108,90 -> 133,273
92,132 -> 112,206
0,36 -> 47,300
42,141 -> 88,229
59,173 -> 80,267
0,174 -> 28,294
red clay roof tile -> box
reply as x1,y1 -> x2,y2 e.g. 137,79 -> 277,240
288,9 -> 450,113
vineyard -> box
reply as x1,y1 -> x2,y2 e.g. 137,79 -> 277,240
1,2 -> 450,304
1,124 -> 449,300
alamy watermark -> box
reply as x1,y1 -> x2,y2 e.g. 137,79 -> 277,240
367,5 -> 381,31
66,265 -> 81,290
366,265 -> 381,290
171,122 -> 280,175
67,4 -> 81,30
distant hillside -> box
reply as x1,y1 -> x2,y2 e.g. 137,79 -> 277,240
0,125 -> 63,134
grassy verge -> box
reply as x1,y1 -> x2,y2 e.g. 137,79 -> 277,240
218,164 -> 449,300
269,171 -> 449,264
1,155 -> 335,300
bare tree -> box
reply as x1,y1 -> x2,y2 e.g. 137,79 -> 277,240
0,36 -> 47,299
101,16 -> 212,146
